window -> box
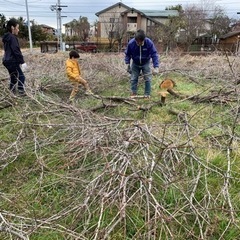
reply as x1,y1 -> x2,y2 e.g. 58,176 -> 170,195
110,18 -> 119,23
109,31 -> 117,38
127,17 -> 137,23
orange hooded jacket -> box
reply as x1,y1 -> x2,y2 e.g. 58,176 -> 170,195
65,59 -> 81,81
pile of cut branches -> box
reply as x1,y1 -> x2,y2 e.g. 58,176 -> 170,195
0,51 -> 239,239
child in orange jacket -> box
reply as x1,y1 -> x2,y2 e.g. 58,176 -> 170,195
66,50 -> 93,101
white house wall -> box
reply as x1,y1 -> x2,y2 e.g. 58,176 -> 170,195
98,5 -> 128,38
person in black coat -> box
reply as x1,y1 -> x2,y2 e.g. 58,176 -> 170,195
2,18 -> 27,95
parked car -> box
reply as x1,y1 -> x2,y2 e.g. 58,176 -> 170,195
75,42 -> 97,53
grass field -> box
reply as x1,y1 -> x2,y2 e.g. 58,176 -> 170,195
0,50 -> 240,239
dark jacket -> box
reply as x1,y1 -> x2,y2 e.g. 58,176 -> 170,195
2,32 -> 24,65
125,37 -> 159,68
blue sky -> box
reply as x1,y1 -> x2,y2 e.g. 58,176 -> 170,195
1,0 -> 240,29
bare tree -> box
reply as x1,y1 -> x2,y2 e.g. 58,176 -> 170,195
181,5 -> 208,51
150,5 -> 185,52
208,6 -> 231,38
148,1 -> 233,52
102,13 -> 127,51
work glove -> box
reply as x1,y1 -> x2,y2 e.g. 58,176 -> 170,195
153,67 -> 159,76
21,63 -> 28,72
127,64 -> 132,74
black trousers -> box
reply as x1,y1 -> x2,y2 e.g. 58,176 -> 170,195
3,62 -> 25,94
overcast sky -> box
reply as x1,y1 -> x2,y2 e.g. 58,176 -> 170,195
1,0 -> 240,29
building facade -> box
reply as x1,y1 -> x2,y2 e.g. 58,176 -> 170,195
95,2 -> 178,43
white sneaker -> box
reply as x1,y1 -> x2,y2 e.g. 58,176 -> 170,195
144,95 -> 150,99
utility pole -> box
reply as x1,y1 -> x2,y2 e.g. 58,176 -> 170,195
50,0 -> 67,51
236,12 -> 240,55
25,0 -> 33,52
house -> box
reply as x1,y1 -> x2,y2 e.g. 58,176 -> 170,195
218,31 -> 240,53
95,2 -> 178,43
95,2 -> 130,42
40,24 -> 55,35
191,33 -> 216,51
64,20 -> 79,37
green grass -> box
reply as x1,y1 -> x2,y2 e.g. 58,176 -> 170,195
1,54 -> 240,239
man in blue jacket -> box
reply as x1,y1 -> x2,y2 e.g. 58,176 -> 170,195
125,29 -> 159,98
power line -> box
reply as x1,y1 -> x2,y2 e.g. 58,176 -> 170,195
1,1 -> 240,29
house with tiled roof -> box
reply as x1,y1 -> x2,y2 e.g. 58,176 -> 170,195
95,2 -> 178,43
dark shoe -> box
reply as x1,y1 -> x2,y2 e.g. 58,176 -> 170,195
9,88 -> 16,95
130,92 -> 137,98
19,92 -> 27,97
